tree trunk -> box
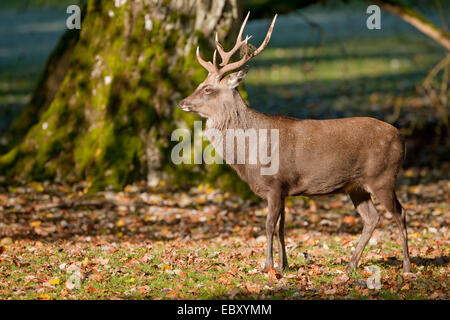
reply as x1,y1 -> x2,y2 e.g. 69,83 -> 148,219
0,0 -> 253,196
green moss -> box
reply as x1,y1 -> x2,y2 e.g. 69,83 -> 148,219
0,0 -> 250,197
0,147 -> 19,174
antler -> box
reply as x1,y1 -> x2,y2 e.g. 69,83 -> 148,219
196,47 -> 218,74
215,12 -> 252,67
196,12 -> 278,79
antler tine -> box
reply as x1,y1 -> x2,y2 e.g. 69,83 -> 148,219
247,14 -> 277,58
215,11 -> 251,67
212,49 -> 217,67
218,14 -> 277,77
196,46 -> 218,74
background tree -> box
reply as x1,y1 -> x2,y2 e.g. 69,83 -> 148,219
0,0 -> 254,195
1,0 -> 447,193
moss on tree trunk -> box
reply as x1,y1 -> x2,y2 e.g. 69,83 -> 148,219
1,0 -> 254,197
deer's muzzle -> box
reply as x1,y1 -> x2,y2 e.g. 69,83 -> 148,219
179,100 -> 191,111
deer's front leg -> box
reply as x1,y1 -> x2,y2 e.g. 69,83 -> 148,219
264,192 -> 285,271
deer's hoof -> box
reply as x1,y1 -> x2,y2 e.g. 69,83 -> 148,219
346,263 -> 357,273
277,262 -> 289,272
263,266 -> 272,272
403,262 -> 412,273
277,266 -> 288,273
262,263 -> 273,272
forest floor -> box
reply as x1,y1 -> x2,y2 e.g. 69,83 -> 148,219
0,166 -> 448,300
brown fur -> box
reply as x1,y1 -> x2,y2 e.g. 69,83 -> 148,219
180,74 -> 411,273
179,14 -> 411,272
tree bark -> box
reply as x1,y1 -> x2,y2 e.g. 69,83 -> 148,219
1,0 -> 253,196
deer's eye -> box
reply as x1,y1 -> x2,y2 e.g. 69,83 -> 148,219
203,87 -> 213,94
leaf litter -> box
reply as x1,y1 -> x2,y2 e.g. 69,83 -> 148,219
0,167 -> 448,299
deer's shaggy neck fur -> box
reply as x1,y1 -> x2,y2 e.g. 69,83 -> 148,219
206,90 -> 257,132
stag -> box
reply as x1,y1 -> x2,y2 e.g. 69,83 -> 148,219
179,12 -> 411,273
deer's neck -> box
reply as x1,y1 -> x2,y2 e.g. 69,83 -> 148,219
205,91 -> 263,163
206,90 -> 255,132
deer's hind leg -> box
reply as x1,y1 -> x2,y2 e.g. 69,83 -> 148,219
370,188 -> 411,272
264,192 -> 285,271
347,189 -> 380,271
275,209 -> 288,271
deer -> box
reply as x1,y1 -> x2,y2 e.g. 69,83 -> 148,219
179,12 -> 411,273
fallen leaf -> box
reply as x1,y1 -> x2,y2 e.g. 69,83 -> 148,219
334,273 -> 350,285
82,257 -> 89,266
86,286 -> 100,294
89,273 -> 103,281
160,264 -> 171,271
30,221 -> 41,228
329,200 -> 344,209
0,237 -> 12,246
401,284 -> 410,291
165,289 -> 178,298
343,216 -> 356,225
266,267 -> 282,280
244,282 -> 261,294
116,219 -> 125,227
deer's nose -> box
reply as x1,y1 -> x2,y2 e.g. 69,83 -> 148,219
179,100 -> 191,111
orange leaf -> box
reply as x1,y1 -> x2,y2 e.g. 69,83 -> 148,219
89,273 -> 103,281
245,282 -> 261,293
343,216 -> 357,225
333,273 -> 350,285
329,200 -> 344,209
86,286 -> 100,294
266,267 -> 282,280
166,289 -> 178,299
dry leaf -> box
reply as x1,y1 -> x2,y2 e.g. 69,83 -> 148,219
266,267 -> 282,280
333,273 -> 350,285
343,216 -> 357,225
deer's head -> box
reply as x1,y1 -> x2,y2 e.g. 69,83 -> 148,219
179,12 -> 277,118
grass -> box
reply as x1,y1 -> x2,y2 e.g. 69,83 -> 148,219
1,231 -> 447,300
0,168 -> 448,299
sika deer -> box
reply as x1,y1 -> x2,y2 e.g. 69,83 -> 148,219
179,12 -> 411,273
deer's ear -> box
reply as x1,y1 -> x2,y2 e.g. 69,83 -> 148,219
225,67 -> 249,88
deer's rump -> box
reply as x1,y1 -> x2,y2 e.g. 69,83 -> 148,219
274,116 -> 405,197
